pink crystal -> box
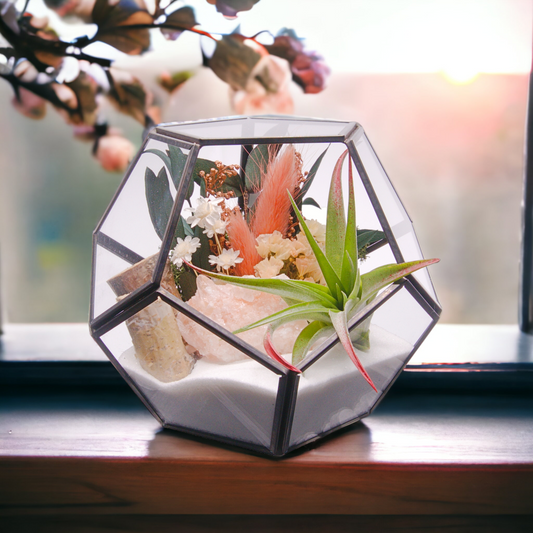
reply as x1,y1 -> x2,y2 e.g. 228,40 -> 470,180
177,275 -> 306,364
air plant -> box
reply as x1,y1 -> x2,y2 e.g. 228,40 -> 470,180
187,150 -> 438,391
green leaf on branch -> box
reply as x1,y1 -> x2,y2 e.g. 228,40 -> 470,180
357,229 -> 386,250
192,225 -> 211,270
176,269 -> 197,301
244,144 -> 269,192
299,147 -> 327,202
302,197 -> 320,208
168,145 -> 188,189
145,166 -> 173,240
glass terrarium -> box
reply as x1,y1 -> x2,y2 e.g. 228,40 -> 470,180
89,115 -> 441,457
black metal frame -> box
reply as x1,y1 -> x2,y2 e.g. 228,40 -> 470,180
89,116 -> 442,457
520,52 -> 533,333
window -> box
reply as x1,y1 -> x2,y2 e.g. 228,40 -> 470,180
1,0 -> 531,378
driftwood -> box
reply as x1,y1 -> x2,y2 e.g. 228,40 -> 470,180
108,254 -> 194,382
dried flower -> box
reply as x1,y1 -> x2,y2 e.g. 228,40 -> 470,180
209,249 -> 243,271
171,236 -> 201,267
203,217 -> 228,238
186,197 -> 224,230
304,219 -> 326,244
254,257 -> 284,279
294,254 -> 325,285
255,231 -> 285,258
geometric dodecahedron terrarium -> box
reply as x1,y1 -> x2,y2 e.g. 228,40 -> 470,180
90,115 -> 441,457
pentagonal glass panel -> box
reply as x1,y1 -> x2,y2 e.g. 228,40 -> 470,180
92,138 -> 194,320
99,297 -> 280,452
350,133 -> 438,300
288,282 -> 435,449
158,116 -> 352,141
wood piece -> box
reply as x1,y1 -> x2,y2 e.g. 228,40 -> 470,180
107,254 -> 180,300
126,297 -> 194,382
108,255 -> 194,382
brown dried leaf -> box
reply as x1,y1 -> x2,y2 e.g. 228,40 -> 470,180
161,6 -> 197,40
91,0 -> 154,55
209,35 -> 261,90
107,69 -> 147,125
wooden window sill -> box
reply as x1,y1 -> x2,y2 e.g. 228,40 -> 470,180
1,324 -> 532,528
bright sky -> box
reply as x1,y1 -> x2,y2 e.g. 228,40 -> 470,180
18,0 -> 533,83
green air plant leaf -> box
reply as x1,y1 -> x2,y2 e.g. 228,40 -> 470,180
185,262 -> 339,308
233,301 -> 334,335
220,172 -> 243,197
292,321 -> 332,365
171,215 -> 194,249
145,166 -> 173,240
186,150 -> 438,390
358,259 -> 439,305
289,193 -> 345,297
326,150 -> 348,277
329,310 -> 377,392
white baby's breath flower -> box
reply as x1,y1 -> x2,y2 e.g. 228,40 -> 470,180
186,197 -> 224,229
209,249 -> 243,271
171,236 -> 201,267
254,257 -> 284,279
203,217 -> 228,238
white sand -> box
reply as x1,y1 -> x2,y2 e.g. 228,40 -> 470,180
119,325 -> 412,450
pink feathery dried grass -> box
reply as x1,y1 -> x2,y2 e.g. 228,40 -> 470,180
252,145 -> 301,238
226,210 -> 262,275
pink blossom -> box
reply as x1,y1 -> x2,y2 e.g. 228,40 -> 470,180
95,134 -> 135,173
231,55 -> 294,115
11,87 -> 47,120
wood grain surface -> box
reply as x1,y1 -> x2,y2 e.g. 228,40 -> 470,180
2,385 -> 533,520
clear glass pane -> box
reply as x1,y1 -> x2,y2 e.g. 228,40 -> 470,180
92,139 -> 193,319
289,284 -> 434,449
159,116 -> 351,141
351,133 -> 438,298
100,298 -> 279,450
99,139 -> 191,258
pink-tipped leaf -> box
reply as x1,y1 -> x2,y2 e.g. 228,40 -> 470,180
329,310 -> 377,392
264,325 -> 302,373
